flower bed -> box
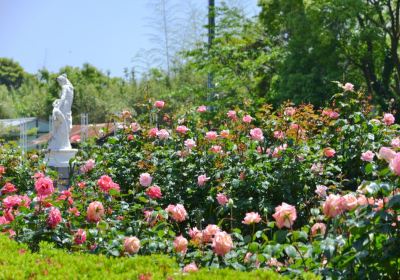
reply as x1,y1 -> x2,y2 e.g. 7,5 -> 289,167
0,86 -> 400,278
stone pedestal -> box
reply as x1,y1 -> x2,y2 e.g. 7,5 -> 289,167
45,149 -> 78,168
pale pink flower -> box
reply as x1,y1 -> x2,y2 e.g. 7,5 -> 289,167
220,130 -> 230,138
343,193 -> 358,211
323,194 -> 345,218
383,113 -> 395,125
124,236 -> 140,254
74,229 -> 86,245
216,193 -> 228,206
176,125 -> 189,134
184,139 -> 196,149
154,100 -> 165,109
97,175 -> 120,193
173,235 -> 188,254
47,207 -> 62,228
2,195 -> 22,209
148,127 -> 159,138
272,203 -> 297,229
212,231 -> 233,256
197,174 -> 210,186
139,173 -> 153,187
315,185 -> 328,198
35,177 -> 54,197
242,114 -> 253,123
273,130 -> 285,140
342,82 -> 354,92
390,153 -> 400,176
357,194 -> 369,206
361,151 -> 374,162
1,182 -> 17,194
391,138 -> 400,148
87,201 -> 105,223
197,105 -> 207,113
165,204 -> 187,222
156,129 -> 170,140
205,131 -> 218,140
80,159 -> 95,173
130,122 -> 141,132
188,227 -> 203,245
227,110 -> 237,120
242,212 -> 262,225
323,147 -> 336,158
311,163 -> 324,174
146,185 -> 162,199
284,107 -> 296,116
311,223 -> 326,236
203,224 -> 221,243
250,128 -> 264,141
183,263 -> 198,273
378,147 -> 396,162
210,145 -> 222,154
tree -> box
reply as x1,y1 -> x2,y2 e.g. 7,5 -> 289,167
0,58 -> 25,89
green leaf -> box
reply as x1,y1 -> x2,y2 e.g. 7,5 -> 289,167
285,245 -> 297,258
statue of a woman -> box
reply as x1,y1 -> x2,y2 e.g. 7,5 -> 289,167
48,74 -> 74,150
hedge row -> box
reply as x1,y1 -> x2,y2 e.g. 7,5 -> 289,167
0,236 -> 319,280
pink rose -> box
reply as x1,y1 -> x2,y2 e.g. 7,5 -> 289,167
35,177 -> 54,197
176,125 -> 189,134
391,138 -> 400,148
1,182 -> 17,194
148,127 -> 159,138
378,147 -> 396,162
165,204 -> 187,222
220,130 -> 230,139
139,173 -> 153,187
47,207 -> 62,228
210,145 -> 222,154
74,229 -> 86,245
188,227 -> 203,245
154,100 -> 165,109
311,223 -> 326,236
205,131 -> 218,140
3,195 -> 22,209
323,147 -> 336,158
250,128 -> 264,141
315,185 -> 328,198
383,113 -> 395,125
97,175 -> 120,193
212,231 -> 233,256
156,129 -> 170,140
272,202 -> 297,229
183,263 -> 198,273
80,159 -> 95,173
323,194 -> 345,218
284,107 -> 296,116
203,224 -> 221,243
361,151 -> 374,162
343,193 -> 358,211
0,166 -> 5,177
242,212 -> 262,225
184,139 -> 196,149
130,122 -> 140,132
124,236 -> 140,254
227,110 -> 237,120
273,130 -> 285,140
342,82 -> 354,92
242,114 -> 253,123
87,201 -> 105,223
197,105 -> 207,113
146,185 -> 162,199
390,153 -> 400,176
216,193 -> 228,206
173,235 -> 188,254
197,174 -> 210,186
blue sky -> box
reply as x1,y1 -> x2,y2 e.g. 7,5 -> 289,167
0,0 -> 259,77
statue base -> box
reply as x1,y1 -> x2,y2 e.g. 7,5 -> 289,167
45,149 -> 78,168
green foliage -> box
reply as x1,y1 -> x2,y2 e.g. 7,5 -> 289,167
0,58 -> 25,89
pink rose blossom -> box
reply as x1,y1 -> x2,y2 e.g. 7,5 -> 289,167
87,201 -> 105,223
205,131 -> 218,140
35,177 -> 54,197
0,166 -> 5,177
97,175 -> 120,193
146,185 -> 162,199
80,159 -> 95,173
184,139 -> 196,149
342,82 -> 354,92
148,127 -> 159,138
3,195 -> 22,209
242,212 -> 262,225
383,113 -> 395,125
361,151 -> 374,162
250,128 -> 264,141
156,129 -> 170,140
272,202 -> 297,229
173,235 -> 188,254
242,114 -> 253,123
315,185 -> 328,198
220,130 -> 230,139
165,204 -> 187,222
188,227 -> 203,245
176,125 -> 189,134
390,153 -> 400,176
183,263 -> 198,273
210,145 -> 222,154
203,224 -> 221,243
323,147 -> 336,158
74,229 -> 86,245
1,182 -> 17,194
197,105 -> 207,113
227,110 -> 237,120
32,172 -> 45,180
212,231 -> 233,256
47,207 -> 62,228
378,147 -> 396,162
154,100 -> 165,109
343,193 -> 358,211
273,130 -> 285,140
216,193 -> 229,206
130,122 -> 140,132
391,138 -> 400,148
124,236 -> 140,254
323,194 -> 345,218
311,223 -> 326,236
139,173 -> 153,187
197,174 -> 210,186
284,107 -> 296,116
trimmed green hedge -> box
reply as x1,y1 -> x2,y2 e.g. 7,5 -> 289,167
0,236 -> 320,279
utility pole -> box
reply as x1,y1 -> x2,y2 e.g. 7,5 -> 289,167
207,0 -> 215,101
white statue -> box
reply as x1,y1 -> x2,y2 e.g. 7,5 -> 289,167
46,74 -> 77,168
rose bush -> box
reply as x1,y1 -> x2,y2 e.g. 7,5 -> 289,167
0,87 -> 399,278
